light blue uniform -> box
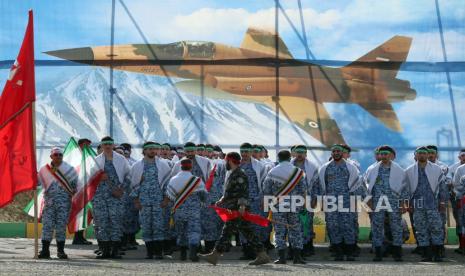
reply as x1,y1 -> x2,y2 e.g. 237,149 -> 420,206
130,160 -> 165,242
93,159 -> 124,242
411,167 -> 447,246
201,162 -> 225,242
262,162 -> 306,250
40,163 -> 77,242
370,166 -> 408,247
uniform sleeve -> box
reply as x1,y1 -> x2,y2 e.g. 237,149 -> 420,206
237,174 -> 249,206
438,173 -> 448,204
262,177 -> 273,196
352,180 -> 367,197
310,173 -> 322,197
399,185 -> 410,201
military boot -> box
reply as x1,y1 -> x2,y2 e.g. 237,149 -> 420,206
56,241 -> 68,259
153,241 -> 164,260
248,251 -> 271,265
274,249 -> 286,264
145,241 -> 153,259
199,249 -> 220,265
38,240 -> 51,259
293,249 -> 306,264
334,243 -> 344,261
433,245 -> 443,262
180,246 -> 188,261
421,246 -> 432,262
96,241 -> 111,259
189,245 -> 199,262
373,247 -> 382,262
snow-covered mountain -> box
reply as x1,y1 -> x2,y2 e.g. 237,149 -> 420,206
35,68 -> 320,146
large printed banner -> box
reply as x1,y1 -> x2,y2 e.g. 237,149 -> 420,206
1,0 -> 464,168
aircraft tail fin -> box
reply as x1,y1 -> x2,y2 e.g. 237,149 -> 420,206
240,27 -> 293,58
342,36 -> 412,80
358,102 -> 402,132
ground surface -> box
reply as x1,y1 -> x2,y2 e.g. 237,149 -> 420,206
0,239 -> 464,275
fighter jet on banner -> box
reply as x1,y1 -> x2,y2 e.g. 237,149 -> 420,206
46,27 -> 416,146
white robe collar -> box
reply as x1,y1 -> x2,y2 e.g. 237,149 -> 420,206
291,158 -> 318,190
318,159 -> 361,193
95,152 -> 130,184
364,161 -> 406,195
405,161 -> 444,196
130,157 -> 172,189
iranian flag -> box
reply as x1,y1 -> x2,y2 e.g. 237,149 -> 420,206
24,137 -> 104,233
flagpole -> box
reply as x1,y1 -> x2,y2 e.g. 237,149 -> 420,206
32,102 -> 38,259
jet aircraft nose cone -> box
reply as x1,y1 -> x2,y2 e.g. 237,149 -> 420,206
45,47 -> 94,63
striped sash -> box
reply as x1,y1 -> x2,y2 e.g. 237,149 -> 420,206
274,167 -> 304,201
172,176 -> 202,212
45,164 -> 75,196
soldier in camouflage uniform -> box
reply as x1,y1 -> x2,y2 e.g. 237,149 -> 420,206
263,150 -> 306,264
405,146 -> 448,262
314,144 -> 365,261
199,152 -> 271,266
201,157 -> 226,253
238,143 -> 268,259
163,158 -> 207,261
93,136 -> 130,259
364,145 -> 407,262
119,143 -> 139,249
171,142 -> 211,253
130,141 -> 171,259
38,147 -> 78,259
291,145 -> 319,258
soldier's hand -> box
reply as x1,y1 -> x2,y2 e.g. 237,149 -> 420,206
439,202 -> 447,213
366,199 -> 373,210
160,197 -> 170,208
239,205 -> 246,216
311,198 -> 317,209
134,199 -> 142,210
100,173 -> 108,181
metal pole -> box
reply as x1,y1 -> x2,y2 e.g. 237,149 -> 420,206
274,0 -> 280,154
435,0 -> 461,147
32,103 -> 38,259
200,65 -> 205,143
109,0 -> 116,137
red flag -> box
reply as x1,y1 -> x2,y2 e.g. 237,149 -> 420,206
205,164 -> 217,192
0,11 -> 37,208
210,206 -> 269,227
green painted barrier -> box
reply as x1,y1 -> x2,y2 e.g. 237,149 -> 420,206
0,223 -> 26,238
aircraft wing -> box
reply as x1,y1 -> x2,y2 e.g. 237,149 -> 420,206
263,96 -> 346,147
359,102 -> 402,131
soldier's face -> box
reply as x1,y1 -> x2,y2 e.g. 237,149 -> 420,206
252,151 -> 260,159
102,143 -> 113,153
331,149 -> 343,161
374,153 -> 382,162
185,149 -> 196,159
416,152 -> 428,162
145,148 -> 157,158
295,152 -> 306,161
50,153 -> 63,164
428,152 -> 437,162
342,152 -> 350,159
379,152 -> 390,162
240,149 -> 251,160
459,154 -> 465,163
226,159 -> 235,171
